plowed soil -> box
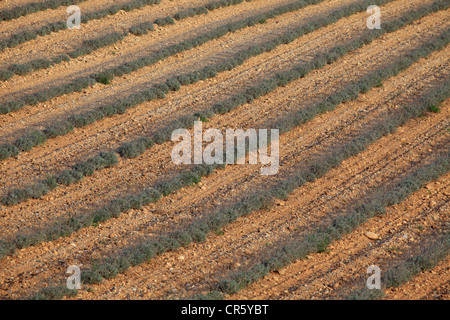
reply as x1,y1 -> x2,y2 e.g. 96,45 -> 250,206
0,0 -> 448,300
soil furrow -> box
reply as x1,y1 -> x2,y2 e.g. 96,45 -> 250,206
0,0 -> 296,97
0,9 -> 446,239
0,10 -> 447,242
0,1 -> 444,191
0,0 -> 448,300
66,104 -> 450,300
230,176 -> 449,300
1,64 -> 448,299
383,258 -> 449,300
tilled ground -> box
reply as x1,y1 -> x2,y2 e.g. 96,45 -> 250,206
0,0 -> 446,227
66,97 -> 450,300
0,0 -> 448,300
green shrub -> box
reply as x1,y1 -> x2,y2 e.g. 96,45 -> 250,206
173,6 -> 209,20
155,179 -> 183,197
56,170 -> 84,186
30,286 -> 77,300
217,280 -> 239,295
96,72 -> 114,85
68,110 -> 104,128
0,181 -> 53,206
15,233 -> 42,249
0,240 -> 15,259
141,188 -> 161,205
0,143 -> 19,160
127,243 -> 156,266
73,161 -> 96,177
97,104 -> 117,117
13,131 -> 47,152
346,288 -> 385,300
30,58 -> 52,70
92,208 -> 111,224
173,231 -> 192,246
152,83 -> 168,95
43,121 -> 74,138
1,189 -> 30,206
166,78 -> 181,91
28,183 -> 51,199
0,101 -> 26,114
98,152 -> 119,167
159,237 -> 181,251
93,262 -> 118,280
124,195 -> 143,210
52,54 -> 70,64
72,152 -> 118,177
84,32 -> 125,50
428,105 -> 440,113
81,270 -> 103,285
192,290 -> 224,300
43,176 -> 58,190
177,74 -> 191,86
68,48 -> 93,59
0,70 -> 14,81
154,16 -> 175,26
10,63 -> 33,76
189,227 -> 208,243
129,22 -> 154,35
117,137 -> 154,158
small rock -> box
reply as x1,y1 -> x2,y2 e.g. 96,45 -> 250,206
365,231 -> 380,240
276,200 -> 285,206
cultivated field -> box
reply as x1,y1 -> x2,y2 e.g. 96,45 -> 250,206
0,0 -> 448,300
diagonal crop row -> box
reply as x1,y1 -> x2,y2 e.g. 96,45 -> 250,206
4,9 -> 445,216
0,0 -> 252,81
0,0 -> 335,159
31,147 -> 449,300
0,0 -> 88,23
1,5 -> 448,211
346,233 -> 449,300
26,41 -> 450,299
0,0 -> 341,114
0,162 -> 225,261
210,149 -> 450,298
0,0 -> 433,161
0,0 -> 161,50
3,21 -> 448,258
31,85 -> 450,299
0,152 -> 118,207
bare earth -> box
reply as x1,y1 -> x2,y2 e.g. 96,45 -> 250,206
0,0 -> 448,300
